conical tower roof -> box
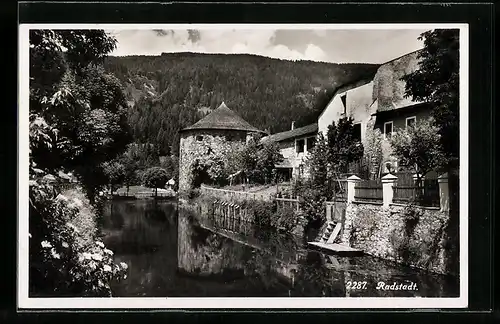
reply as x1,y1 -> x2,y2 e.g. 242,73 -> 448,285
181,102 -> 265,133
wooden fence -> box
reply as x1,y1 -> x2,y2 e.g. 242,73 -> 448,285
354,179 -> 383,203
129,191 -> 175,198
200,185 -> 274,202
338,159 -> 371,179
204,204 -> 304,265
393,172 -> 440,207
275,195 -> 300,212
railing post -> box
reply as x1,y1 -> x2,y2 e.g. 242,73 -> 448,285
381,173 -> 398,207
346,175 -> 362,203
438,172 -> 449,212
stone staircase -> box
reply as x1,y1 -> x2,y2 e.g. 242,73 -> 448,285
319,221 -> 342,244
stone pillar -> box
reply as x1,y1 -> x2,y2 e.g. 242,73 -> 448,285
438,172 -> 449,212
381,173 -> 398,207
346,175 -> 362,203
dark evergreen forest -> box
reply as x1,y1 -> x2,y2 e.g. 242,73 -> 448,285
103,52 -> 379,157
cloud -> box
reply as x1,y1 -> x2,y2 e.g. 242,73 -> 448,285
108,28 -> 426,63
108,29 -> 329,62
304,44 -> 327,62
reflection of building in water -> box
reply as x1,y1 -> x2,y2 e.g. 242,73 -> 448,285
177,207 -> 249,277
178,207 -> 305,286
178,208 -> 457,297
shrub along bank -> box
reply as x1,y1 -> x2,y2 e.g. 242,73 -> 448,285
29,171 -> 128,297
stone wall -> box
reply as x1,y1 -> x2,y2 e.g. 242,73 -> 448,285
178,129 -> 249,195
340,201 -> 458,276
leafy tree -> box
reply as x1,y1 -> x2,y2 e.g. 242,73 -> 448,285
298,119 -> 363,229
326,117 -> 364,174
29,30 -> 132,203
226,137 -> 260,184
102,161 -> 125,194
389,118 -> 446,183
256,141 -> 284,184
401,29 -> 460,224
364,128 -> 384,180
300,132 -> 331,227
306,132 -> 331,194
121,154 -> 139,196
28,29 -> 130,296
401,29 -> 459,170
141,167 -> 169,197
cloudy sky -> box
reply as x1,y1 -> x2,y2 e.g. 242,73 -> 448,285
107,28 -> 430,64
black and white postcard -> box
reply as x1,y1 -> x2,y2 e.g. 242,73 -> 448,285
18,23 -> 468,309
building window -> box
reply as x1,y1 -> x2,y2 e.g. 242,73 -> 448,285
196,135 -> 204,141
406,116 -> 416,129
353,123 -> 362,142
306,137 -> 316,151
383,121 -> 393,139
341,93 -> 347,115
296,139 -> 305,153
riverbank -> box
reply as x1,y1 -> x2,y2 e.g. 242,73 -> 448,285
111,185 -> 177,200
187,183 -> 458,277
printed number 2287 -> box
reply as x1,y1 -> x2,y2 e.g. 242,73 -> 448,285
346,281 -> 367,290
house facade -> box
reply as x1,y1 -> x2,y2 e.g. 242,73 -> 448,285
318,49 -> 431,174
260,123 -> 318,181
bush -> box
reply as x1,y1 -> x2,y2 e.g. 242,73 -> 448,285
272,206 -> 299,232
297,180 -> 327,229
238,200 -> 275,229
389,117 -> 446,177
29,172 -> 128,297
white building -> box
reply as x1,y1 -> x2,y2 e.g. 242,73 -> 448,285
260,122 -> 318,181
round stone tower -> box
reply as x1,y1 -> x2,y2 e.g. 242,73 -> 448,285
178,102 -> 266,194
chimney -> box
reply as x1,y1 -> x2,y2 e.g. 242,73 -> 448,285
291,121 -> 295,130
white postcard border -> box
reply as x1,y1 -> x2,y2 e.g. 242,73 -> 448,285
18,23 -> 469,310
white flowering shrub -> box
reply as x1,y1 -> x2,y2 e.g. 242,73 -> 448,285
29,170 -> 127,297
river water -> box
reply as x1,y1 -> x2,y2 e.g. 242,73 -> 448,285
101,200 -> 459,298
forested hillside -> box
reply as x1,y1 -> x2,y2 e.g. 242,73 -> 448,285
103,52 -> 379,157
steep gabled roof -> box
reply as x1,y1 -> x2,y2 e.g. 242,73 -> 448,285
372,49 -> 425,112
317,72 -> 378,119
318,49 -> 425,118
180,102 -> 266,133
261,123 -> 318,143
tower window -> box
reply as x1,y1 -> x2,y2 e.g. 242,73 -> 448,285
353,123 -> 362,141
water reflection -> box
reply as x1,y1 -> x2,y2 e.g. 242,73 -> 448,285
102,200 -> 459,297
